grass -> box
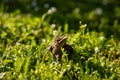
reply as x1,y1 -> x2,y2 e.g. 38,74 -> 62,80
0,11 -> 120,80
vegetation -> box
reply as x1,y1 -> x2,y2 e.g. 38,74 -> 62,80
0,0 -> 120,80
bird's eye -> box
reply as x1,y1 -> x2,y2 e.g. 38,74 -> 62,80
57,40 -> 59,42
56,39 -> 60,42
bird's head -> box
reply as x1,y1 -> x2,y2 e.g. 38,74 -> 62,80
54,36 -> 67,47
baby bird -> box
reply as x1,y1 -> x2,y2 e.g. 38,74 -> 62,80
50,36 -> 74,60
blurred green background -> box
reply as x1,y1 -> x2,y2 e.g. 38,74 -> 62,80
0,1 -> 120,79
0,0 -> 120,38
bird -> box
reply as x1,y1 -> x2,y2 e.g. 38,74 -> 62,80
50,36 -> 74,60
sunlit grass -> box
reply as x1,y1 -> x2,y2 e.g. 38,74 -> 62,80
0,12 -> 120,80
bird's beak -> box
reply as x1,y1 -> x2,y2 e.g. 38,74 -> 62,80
61,36 -> 67,41
59,36 -> 67,43
63,36 -> 67,40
